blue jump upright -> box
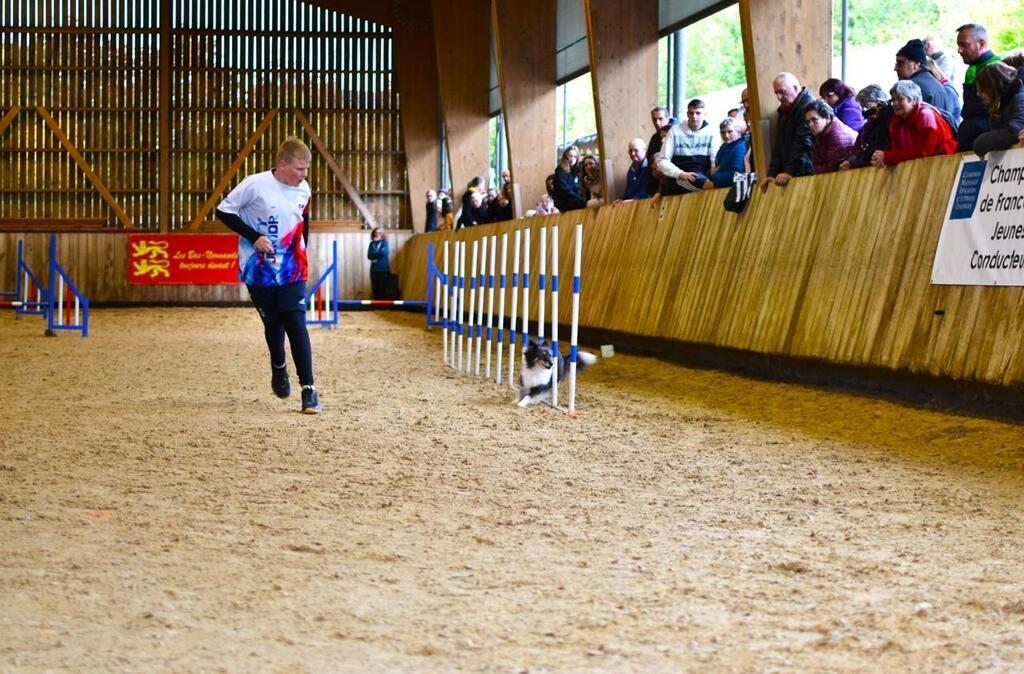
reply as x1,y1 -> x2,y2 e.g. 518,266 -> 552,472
0,239 -> 49,317
304,239 -> 340,328
45,234 -> 89,337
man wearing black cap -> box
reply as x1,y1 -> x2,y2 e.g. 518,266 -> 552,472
895,39 -> 961,127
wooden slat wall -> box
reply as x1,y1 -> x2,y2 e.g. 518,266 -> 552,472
0,0 -> 409,230
398,155 -> 1024,388
0,0 -> 160,227
0,230 -> 412,303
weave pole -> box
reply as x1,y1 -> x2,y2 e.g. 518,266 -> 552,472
506,229 -> 521,387
455,241 -> 465,370
568,223 -> 583,415
485,234 -> 497,379
465,240 -> 479,375
495,232 -> 508,385
550,225 -> 560,407
433,246 -> 441,327
474,236 -> 487,376
442,241 -> 450,364
538,226 -> 546,342
519,228 -> 531,385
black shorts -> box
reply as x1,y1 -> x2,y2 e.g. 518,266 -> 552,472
247,281 -> 307,317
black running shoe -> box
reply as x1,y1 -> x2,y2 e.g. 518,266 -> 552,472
301,386 -> 321,414
271,364 -> 291,399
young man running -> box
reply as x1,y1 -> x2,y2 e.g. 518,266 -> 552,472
216,137 -> 322,414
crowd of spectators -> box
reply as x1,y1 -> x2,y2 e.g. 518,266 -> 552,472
435,21 -> 1023,227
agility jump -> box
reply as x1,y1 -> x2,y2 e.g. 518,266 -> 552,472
303,238 -> 442,329
1,235 -> 89,336
437,222 -> 585,415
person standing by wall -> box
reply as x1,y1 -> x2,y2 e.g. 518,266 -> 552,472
367,226 -> 391,300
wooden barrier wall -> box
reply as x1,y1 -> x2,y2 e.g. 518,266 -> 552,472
0,230 -> 413,303
399,153 -> 1024,389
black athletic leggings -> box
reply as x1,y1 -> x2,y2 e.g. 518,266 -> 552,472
262,310 -> 314,386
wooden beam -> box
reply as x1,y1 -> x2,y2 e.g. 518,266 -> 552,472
295,110 -> 379,231
493,0 -> 557,214
583,0 -> 658,200
158,0 -> 171,233
739,0 -> 832,174
0,106 -> 21,138
393,2 -> 441,232
36,106 -> 134,230
433,0 -> 492,196
188,109 -> 278,231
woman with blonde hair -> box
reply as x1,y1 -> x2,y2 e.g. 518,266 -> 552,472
552,145 -> 587,212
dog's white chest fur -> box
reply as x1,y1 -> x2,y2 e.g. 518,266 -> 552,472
520,362 -> 553,388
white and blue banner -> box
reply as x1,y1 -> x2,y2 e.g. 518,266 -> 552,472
932,148 -> 1024,286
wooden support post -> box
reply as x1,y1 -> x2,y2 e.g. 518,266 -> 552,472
158,0 -> 171,233
0,106 -> 21,138
493,0 -> 557,214
583,0 -> 658,201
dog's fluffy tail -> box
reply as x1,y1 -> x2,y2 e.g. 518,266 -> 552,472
575,350 -> 598,373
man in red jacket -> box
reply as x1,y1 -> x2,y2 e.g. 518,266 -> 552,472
870,80 -> 957,167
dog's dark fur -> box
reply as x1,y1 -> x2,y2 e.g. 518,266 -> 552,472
517,339 -> 597,407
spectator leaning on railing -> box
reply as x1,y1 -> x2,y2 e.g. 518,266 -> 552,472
840,85 -> 894,170
654,98 -> 719,194
972,62 -> 1024,159
819,78 -> 864,132
760,72 -> 814,192
619,138 -> 652,201
580,154 -> 604,208
552,145 -> 588,213
870,80 -> 957,168
895,39 -> 961,128
956,23 -> 1003,152
804,99 -> 858,174
704,117 -> 748,190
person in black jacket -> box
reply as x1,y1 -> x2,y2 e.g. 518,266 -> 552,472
552,145 -> 587,213
424,189 -> 438,232
973,62 -> 1024,159
761,72 -> 814,193
839,84 -> 894,170
894,39 -> 961,129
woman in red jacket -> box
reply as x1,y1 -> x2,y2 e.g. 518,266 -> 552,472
870,80 -> 957,167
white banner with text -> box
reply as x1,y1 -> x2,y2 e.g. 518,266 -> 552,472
932,148 -> 1024,286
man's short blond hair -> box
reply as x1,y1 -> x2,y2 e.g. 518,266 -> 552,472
275,137 -> 312,165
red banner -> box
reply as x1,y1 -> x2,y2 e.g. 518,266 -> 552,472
127,234 -> 241,285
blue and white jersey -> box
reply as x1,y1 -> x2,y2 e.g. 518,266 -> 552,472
217,170 -> 311,287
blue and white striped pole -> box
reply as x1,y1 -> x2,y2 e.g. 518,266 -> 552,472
474,236 -> 487,376
442,240 -> 450,364
507,229 -> 521,388
465,239 -> 478,375
520,227 -> 531,361
550,225 -> 560,407
495,232 -> 509,385
568,223 -> 583,415
456,241 -> 465,370
538,226 -> 546,342
485,234 -> 497,379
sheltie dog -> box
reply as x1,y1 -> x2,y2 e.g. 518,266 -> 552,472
517,338 -> 598,407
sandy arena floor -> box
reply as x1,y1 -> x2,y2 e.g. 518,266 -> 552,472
1,308 -> 1023,673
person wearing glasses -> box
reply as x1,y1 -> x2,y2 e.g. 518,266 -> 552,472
804,99 -> 858,174
839,85 -> 893,170
895,39 -> 961,129
869,80 -> 957,168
